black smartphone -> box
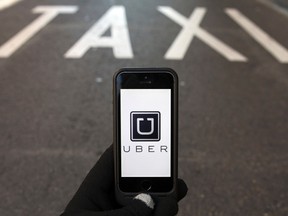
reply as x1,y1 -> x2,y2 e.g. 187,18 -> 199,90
113,68 -> 178,204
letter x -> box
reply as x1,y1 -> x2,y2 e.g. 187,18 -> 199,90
158,6 -> 247,61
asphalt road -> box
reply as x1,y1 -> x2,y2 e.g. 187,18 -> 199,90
0,0 -> 288,215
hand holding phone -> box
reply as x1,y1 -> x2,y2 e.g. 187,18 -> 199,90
114,68 -> 179,204
60,145 -> 187,216
60,68 -> 187,215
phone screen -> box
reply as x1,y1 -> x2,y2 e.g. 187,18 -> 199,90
120,89 -> 171,177
115,70 -> 177,194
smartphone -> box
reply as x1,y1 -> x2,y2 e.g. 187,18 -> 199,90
113,68 -> 178,204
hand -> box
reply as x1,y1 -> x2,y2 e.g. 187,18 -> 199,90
60,145 -> 188,216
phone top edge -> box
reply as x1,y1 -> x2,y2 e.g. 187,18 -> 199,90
114,68 -> 178,81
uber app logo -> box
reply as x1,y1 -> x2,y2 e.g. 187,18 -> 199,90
130,111 -> 160,141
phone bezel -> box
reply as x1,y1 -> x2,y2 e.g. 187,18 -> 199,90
114,68 -> 178,194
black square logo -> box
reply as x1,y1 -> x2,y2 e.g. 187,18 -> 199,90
130,111 -> 160,141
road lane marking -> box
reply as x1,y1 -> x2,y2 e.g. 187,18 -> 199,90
0,6 -> 78,58
95,77 -> 103,83
158,6 -> 247,61
257,0 -> 288,18
65,6 -> 133,59
0,0 -> 22,11
226,8 -> 288,63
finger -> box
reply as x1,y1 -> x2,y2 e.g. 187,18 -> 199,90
177,179 -> 188,201
134,194 -> 155,209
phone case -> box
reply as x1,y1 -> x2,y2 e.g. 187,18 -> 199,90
113,68 -> 178,206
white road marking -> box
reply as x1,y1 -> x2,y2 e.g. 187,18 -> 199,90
158,6 -> 247,61
226,8 -> 288,63
95,77 -> 103,83
0,0 -> 22,11
65,6 -> 133,59
0,6 -> 78,58
257,0 -> 288,19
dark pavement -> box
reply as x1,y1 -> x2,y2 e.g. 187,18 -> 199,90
0,0 -> 287,215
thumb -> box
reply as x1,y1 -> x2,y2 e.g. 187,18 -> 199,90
115,197 -> 154,216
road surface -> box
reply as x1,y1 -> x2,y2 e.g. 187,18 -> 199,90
0,0 -> 287,215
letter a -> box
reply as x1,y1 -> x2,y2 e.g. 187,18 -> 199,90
65,6 -> 133,58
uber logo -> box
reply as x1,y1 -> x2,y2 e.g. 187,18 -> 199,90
130,111 -> 160,141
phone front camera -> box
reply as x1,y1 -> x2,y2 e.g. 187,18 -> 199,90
144,76 -> 148,79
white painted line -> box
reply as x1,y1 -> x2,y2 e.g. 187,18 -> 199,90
95,77 -> 103,83
257,0 -> 288,18
0,6 -> 78,58
226,8 -> 288,63
0,0 -> 22,11
158,7 -> 205,60
65,6 -> 133,59
158,6 -> 247,61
